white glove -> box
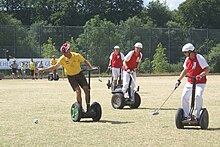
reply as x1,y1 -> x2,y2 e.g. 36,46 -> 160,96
175,80 -> 181,88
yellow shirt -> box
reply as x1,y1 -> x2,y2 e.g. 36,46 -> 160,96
29,61 -> 35,70
56,52 -> 85,76
50,58 -> 57,65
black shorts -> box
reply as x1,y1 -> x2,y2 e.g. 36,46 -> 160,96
12,68 -> 17,74
30,70 -> 34,76
67,71 -> 88,91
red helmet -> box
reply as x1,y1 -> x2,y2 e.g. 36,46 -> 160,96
60,43 -> 70,53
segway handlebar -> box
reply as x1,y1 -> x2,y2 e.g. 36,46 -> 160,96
82,67 -> 99,72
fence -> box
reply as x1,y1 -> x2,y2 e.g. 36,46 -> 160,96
1,25 -> 220,75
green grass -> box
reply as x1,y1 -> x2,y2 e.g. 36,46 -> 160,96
0,76 -> 220,146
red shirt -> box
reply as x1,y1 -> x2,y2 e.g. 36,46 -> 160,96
123,50 -> 142,71
110,52 -> 124,68
184,54 -> 208,84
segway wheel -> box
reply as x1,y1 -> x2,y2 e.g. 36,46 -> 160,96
111,93 -> 125,109
48,74 -> 53,81
91,102 -> 102,121
54,74 -> 59,81
199,108 -> 209,129
175,108 -> 184,129
70,102 -> 82,122
129,92 -> 141,109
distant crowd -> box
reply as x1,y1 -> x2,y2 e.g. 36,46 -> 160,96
9,56 -> 57,80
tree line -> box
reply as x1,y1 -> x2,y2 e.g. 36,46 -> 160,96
1,0 -> 220,29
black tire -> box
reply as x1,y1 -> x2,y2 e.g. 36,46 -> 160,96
175,108 -> 184,129
70,102 -> 82,122
199,108 -> 209,129
54,74 -> 59,81
91,102 -> 102,121
48,74 -> 53,81
111,93 -> 125,109
129,92 -> 141,109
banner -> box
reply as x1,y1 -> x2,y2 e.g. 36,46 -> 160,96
0,58 -> 58,69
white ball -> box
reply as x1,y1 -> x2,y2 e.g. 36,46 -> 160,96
34,119 -> 38,124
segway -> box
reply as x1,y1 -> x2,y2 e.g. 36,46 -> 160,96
70,68 -> 102,122
48,73 -> 59,81
175,75 -> 209,129
111,71 -> 141,109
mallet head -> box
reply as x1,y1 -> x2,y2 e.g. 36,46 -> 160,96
152,111 -> 159,115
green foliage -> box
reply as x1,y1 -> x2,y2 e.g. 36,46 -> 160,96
0,13 -> 22,25
151,43 -> 169,73
139,58 -> 151,73
178,0 -> 220,29
208,43 -> 220,72
69,37 -> 77,52
76,15 -> 117,69
42,37 -> 58,58
169,62 -> 183,73
146,0 -> 172,27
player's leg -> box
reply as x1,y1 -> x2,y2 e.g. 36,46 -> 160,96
181,82 -> 192,118
112,68 -> 119,90
122,71 -> 130,98
67,75 -> 82,105
118,68 -> 123,86
77,72 -> 90,111
130,72 -> 136,97
195,84 -> 206,118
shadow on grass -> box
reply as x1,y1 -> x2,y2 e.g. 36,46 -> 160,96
80,120 -> 134,124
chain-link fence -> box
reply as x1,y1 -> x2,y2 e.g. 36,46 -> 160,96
1,25 -> 220,75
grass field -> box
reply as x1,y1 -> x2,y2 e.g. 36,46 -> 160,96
0,75 -> 220,147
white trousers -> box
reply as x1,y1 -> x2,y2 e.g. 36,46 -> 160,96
181,82 -> 206,118
112,68 -> 122,80
122,71 -> 136,98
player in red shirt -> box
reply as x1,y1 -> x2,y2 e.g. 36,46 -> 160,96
109,46 -> 124,89
175,43 -> 210,119
122,42 -> 143,99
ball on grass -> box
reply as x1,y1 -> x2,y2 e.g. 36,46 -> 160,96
34,119 -> 38,124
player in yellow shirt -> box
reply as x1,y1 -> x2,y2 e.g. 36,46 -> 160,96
39,43 -> 95,112
29,58 -> 36,80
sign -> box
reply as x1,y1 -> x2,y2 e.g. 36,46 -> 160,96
0,58 -> 59,69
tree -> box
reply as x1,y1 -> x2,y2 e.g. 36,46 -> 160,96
139,58 -> 151,73
145,0 -> 172,27
178,0 -> 220,29
76,15 -> 117,70
151,43 -> 169,73
42,37 -> 58,58
208,43 -> 220,72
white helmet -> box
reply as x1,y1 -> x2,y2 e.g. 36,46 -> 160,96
182,43 -> 195,52
114,46 -> 120,49
134,42 -> 143,48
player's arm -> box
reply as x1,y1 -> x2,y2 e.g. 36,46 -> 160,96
197,54 -> 210,77
84,60 -> 93,69
123,51 -> 132,70
178,68 -> 188,81
200,66 -> 210,77
39,64 -> 58,72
